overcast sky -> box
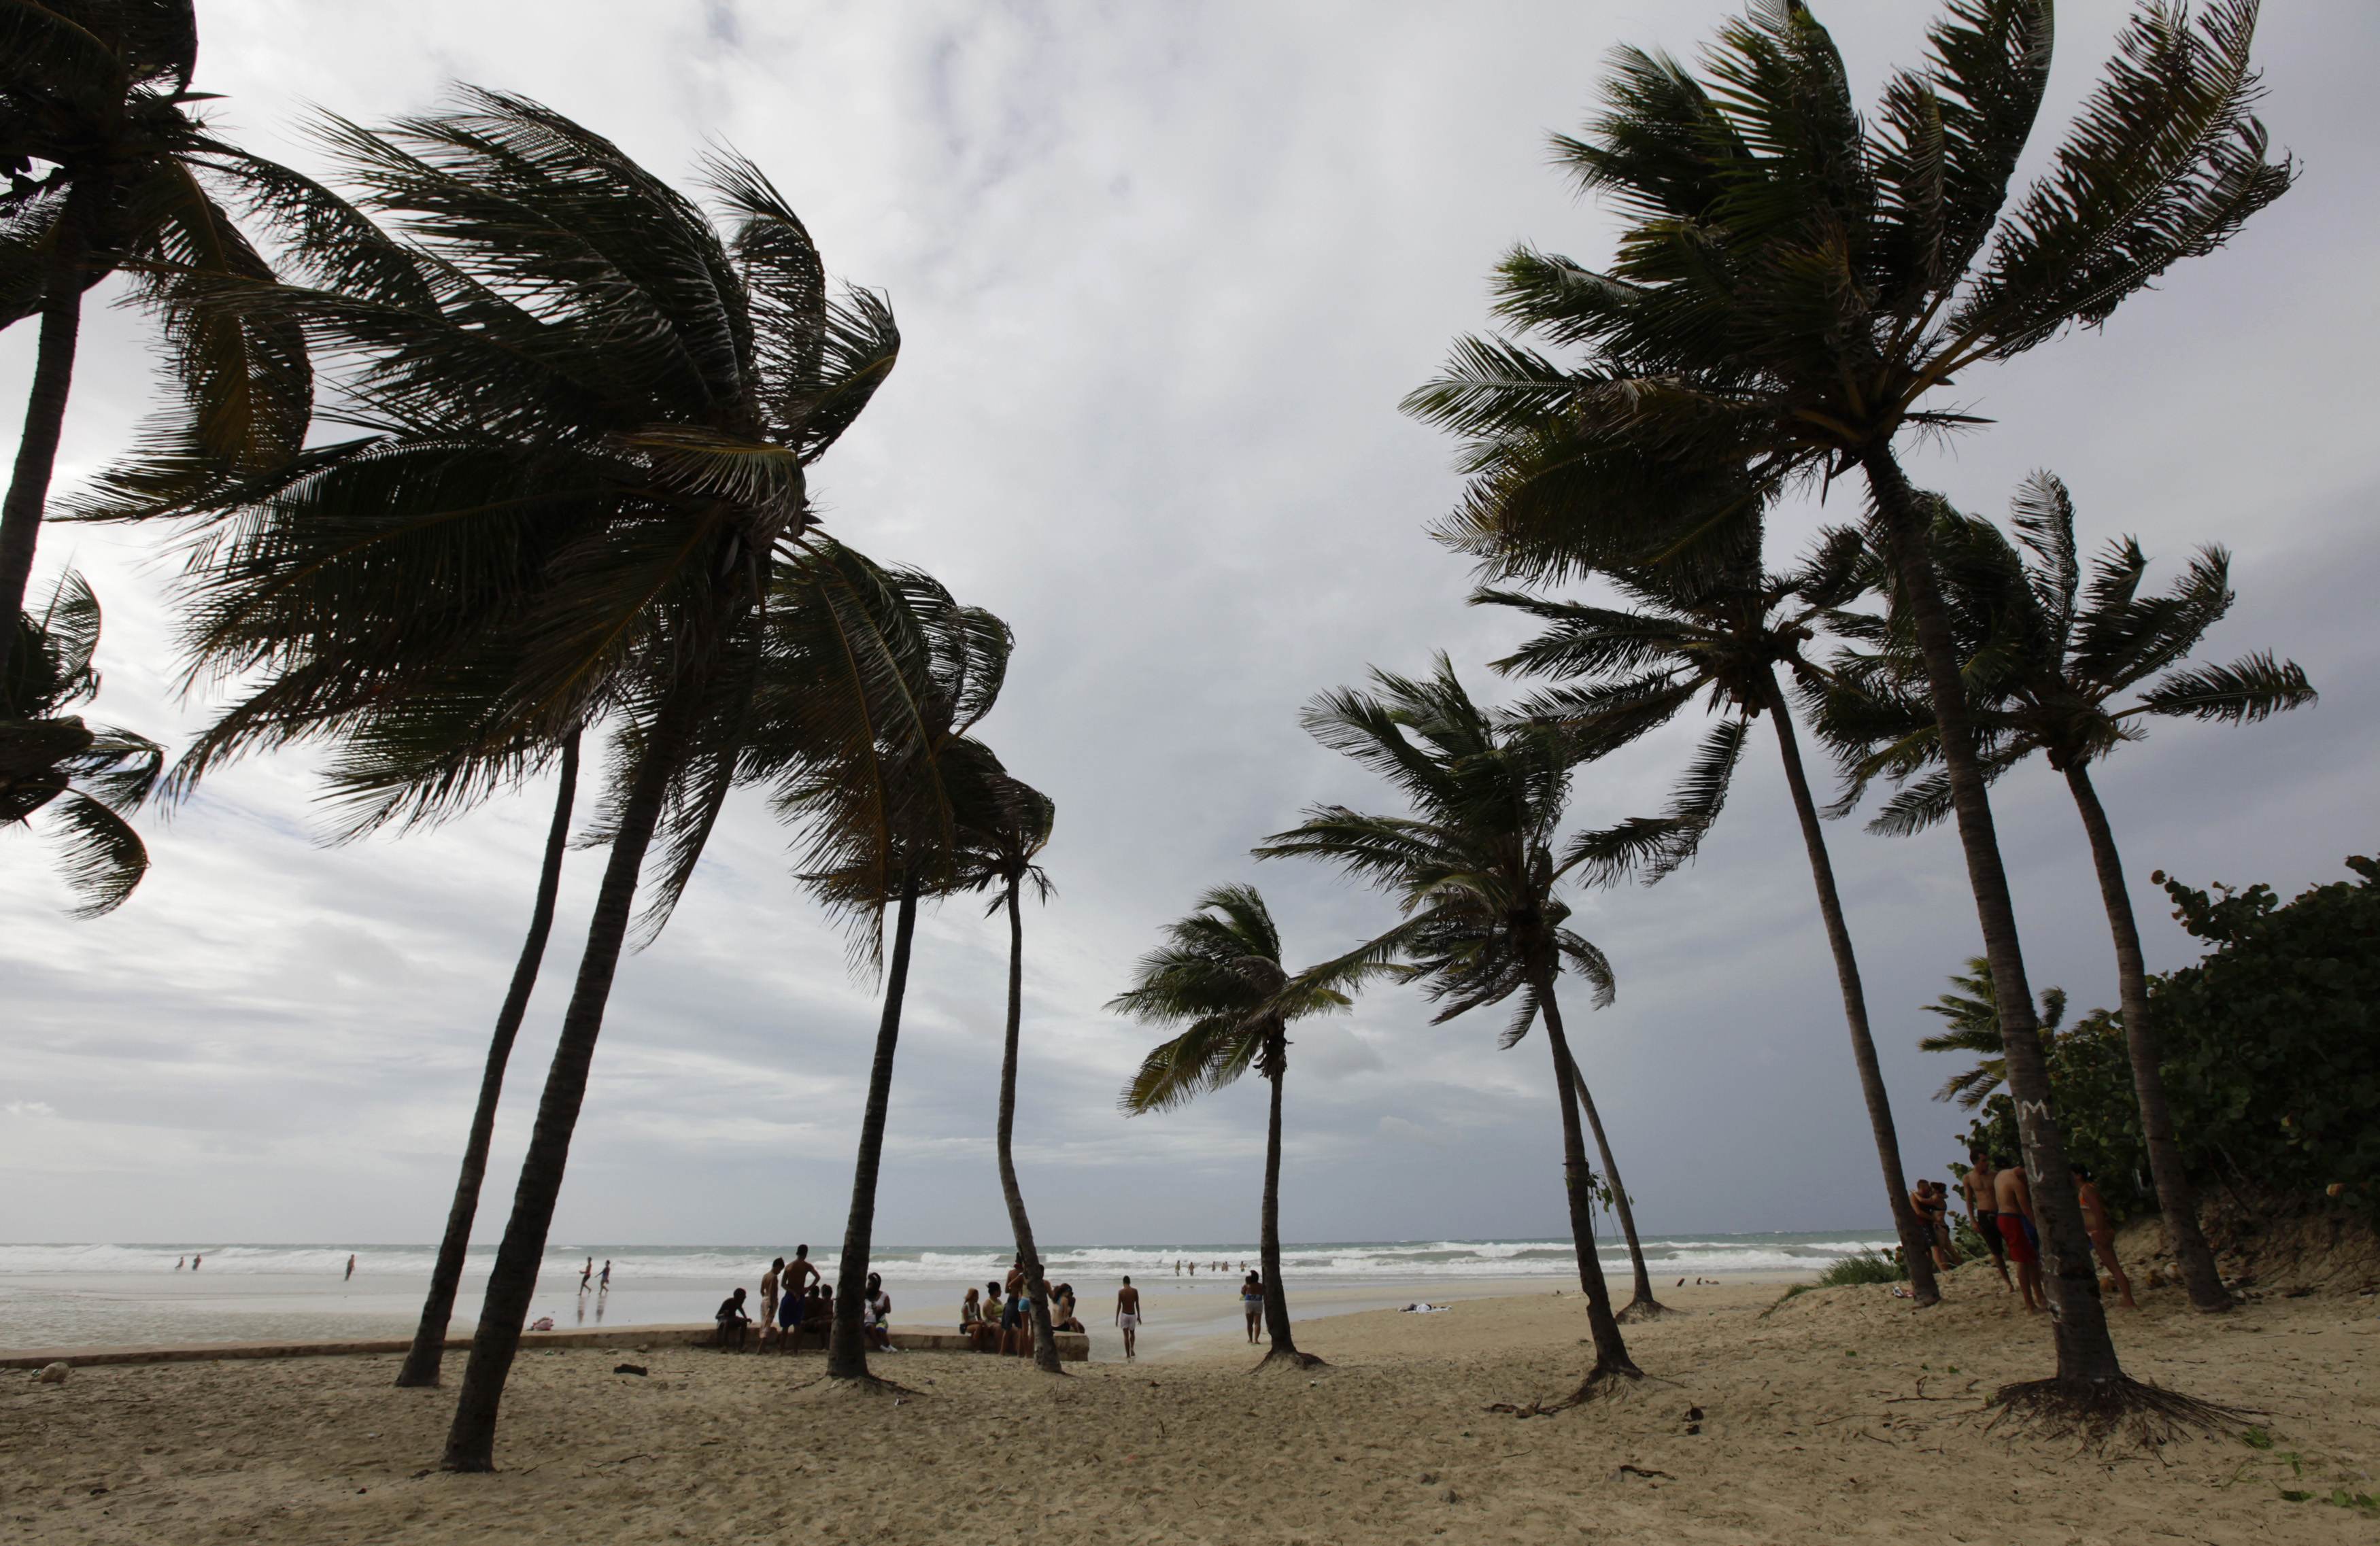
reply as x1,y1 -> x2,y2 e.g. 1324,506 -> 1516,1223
5,1 -> 2375,1250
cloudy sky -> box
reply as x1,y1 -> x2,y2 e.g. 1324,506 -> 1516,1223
5,1 -> 2375,1250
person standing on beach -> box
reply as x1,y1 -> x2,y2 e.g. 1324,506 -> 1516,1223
1991,1158 -> 2043,1313
192,1254 -> 201,1270
778,1244 -> 819,1351
345,1254 -> 356,1281
1115,1277 -> 1143,1360
761,1258 -> 784,1345
1241,1272 -> 1263,1343
579,1257 -> 594,1293
1960,1152 -> 2013,1292
2073,1166 -> 2137,1310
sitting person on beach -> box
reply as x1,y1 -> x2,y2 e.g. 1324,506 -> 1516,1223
1051,1284 -> 1083,1334
2073,1165 -> 2137,1309
961,1287 -> 994,1351
714,1287 -> 753,1350
863,1273 -> 894,1351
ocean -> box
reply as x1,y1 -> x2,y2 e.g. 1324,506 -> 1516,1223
0,1234 -> 1893,1356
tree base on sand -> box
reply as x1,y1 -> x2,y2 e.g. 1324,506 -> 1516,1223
1253,1347 -> 1327,1372
1543,1359 -> 1647,1412
1987,1376 -> 2245,1445
801,1370 -> 917,1399
1615,1296 -> 1673,1322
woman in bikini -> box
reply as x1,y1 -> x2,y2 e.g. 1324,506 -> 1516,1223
1242,1271 -> 1265,1343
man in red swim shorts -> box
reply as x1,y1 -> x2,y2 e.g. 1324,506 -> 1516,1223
1991,1156 -> 2043,1313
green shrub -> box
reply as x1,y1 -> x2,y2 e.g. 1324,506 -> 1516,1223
1814,1249 -> 1908,1288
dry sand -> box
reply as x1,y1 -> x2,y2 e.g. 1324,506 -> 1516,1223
5,1259 -> 2374,1543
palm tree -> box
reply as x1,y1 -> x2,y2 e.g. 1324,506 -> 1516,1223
1255,657 -> 1644,1393
1919,955 -> 2065,1109
1404,0 -> 2290,1416
1,569 -> 158,913
1814,474 -> 2313,1310
0,0 -> 309,678
955,769 -> 1065,1374
1476,517 -> 1943,1305
775,570 -> 1014,1386
92,92 -> 909,1466
1110,884 -> 1387,1369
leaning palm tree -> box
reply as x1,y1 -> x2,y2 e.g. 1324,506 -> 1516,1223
1405,0 -> 2290,1421
1814,475 -> 2313,1310
953,769 -> 1065,1374
1919,955 -> 2066,1109
0,0 -> 308,677
1476,517 -> 1943,1305
1110,884 -> 1389,1370
91,92 -> 908,1467
1256,657 -> 1644,1393
1,569 -> 158,913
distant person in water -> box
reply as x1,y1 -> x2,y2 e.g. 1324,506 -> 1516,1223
192,1254 -> 201,1270
1961,1151 -> 2014,1292
345,1254 -> 356,1281
175,1256 -> 184,1271
1991,1156 -> 2043,1313
2072,1165 -> 2137,1309
1115,1276 -> 1143,1360
579,1257 -> 594,1292
599,1259 -> 611,1292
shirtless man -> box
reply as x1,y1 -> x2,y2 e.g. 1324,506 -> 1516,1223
2073,1165 -> 2137,1309
579,1257 -> 594,1292
1960,1152 -> 2014,1292
760,1257 -> 784,1345
1991,1156 -> 2043,1313
1115,1276 -> 1144,1360
779,1245 -> 821,1352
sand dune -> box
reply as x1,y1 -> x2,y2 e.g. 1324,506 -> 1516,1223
5,1263 -> 2373,1543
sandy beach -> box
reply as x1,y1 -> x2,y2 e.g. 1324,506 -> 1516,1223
6,1257 -> 2372,1544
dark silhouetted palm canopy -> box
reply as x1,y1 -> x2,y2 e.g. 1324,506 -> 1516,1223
91,89 -> 914,1468
1918,955 -> 2066,1110
1478,515 -> 1942,1305
1404,0 -> 2290,1418
1255,657 -> 1646,1390
1,570 -> 158,914
1110,883 -> 1385,1369
0,0 -> 309,679
1813,473 -> 2313,1309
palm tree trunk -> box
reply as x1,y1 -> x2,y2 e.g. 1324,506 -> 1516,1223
2062,761 -> 2228,1311
1760,674 -> 1941,1305
0,223 -> 88,683
1561,1043 -> 1664,1317
827,874 -> 920,1381
996,881 -> 1063,1374
396,733 -> 580,1388
1255,1026 -> 1318,1367
1537,983 -> 1638,1384
441,691 -> 697,1471
1863,448 -> 2124,1390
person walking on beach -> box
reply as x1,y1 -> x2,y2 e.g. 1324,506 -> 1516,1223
1241,1272 -> 1263,1343
175,1257 -> 184,1271
599,1259 -> 611,1292
345,1253 -> 356,1281
1115,1277 -> 1143,1360
1991,1158 -> 2043,1313
1960,1152 -> 2014,1292
2073,1165 -> 2137,1310
579,1257 -> 594,1292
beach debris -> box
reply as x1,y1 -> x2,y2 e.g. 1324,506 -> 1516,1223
1417,1472 -> 1439,1485
1614,1464 -> 1673,1482
1400,1302 -> 1452,1313
1686,1405 -> 1704,1421
1441,1488 -> 1461,1504
1484,1398 -> 1549,1418
613,1363 -> 648,1377
32,1362 -> 69,1385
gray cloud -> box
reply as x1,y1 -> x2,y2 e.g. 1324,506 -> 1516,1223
5,1 -> 2375,1250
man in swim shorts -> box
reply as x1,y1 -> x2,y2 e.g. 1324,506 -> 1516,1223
1961,1151 -> 2013,1292
1991,1156 -> 2043,1313
1115,1276 -> 1143,1360
779,1244 -> 819,1351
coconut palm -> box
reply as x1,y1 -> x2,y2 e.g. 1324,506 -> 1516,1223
1255,657 -> 1644,1392
1110,884 -> 1391,1369
1475,516 -> 1943,1305
1813,474 -> 2314,1310
89,92 -> 909,1466
0,0 -> 309,678
954,769 -> 1064,1374
1,569 -> 158,913
1919,955 -> 2066,1109
1404,0 -> 2290,1415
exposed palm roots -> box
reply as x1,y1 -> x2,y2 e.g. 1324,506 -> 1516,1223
802,1369 -> 920,1399
1616,1297 -> 1673,1322
1494,1360 -> 1648,1415
1987,1375 -> 2247,1445
1253,1347 -> 1327,1372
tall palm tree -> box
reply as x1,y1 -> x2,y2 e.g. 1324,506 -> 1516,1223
0,0 -> 309,678
1,568 -> 157,912
1919,955 -> 2066,1110
93,93 -> 910,1467
1404,0 -> 2290,1415
1110,884 -> 1387,1369
1255,657 -> 1644,1392
1813,474 -> 2313,1310
776,571 -> 1013,1386
1476,517 -> 1943,1305
955,769 -> 1064,1374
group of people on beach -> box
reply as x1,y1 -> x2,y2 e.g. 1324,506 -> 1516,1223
1900,1150 -> 2136,1311
960,1255 -> 1094,1357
